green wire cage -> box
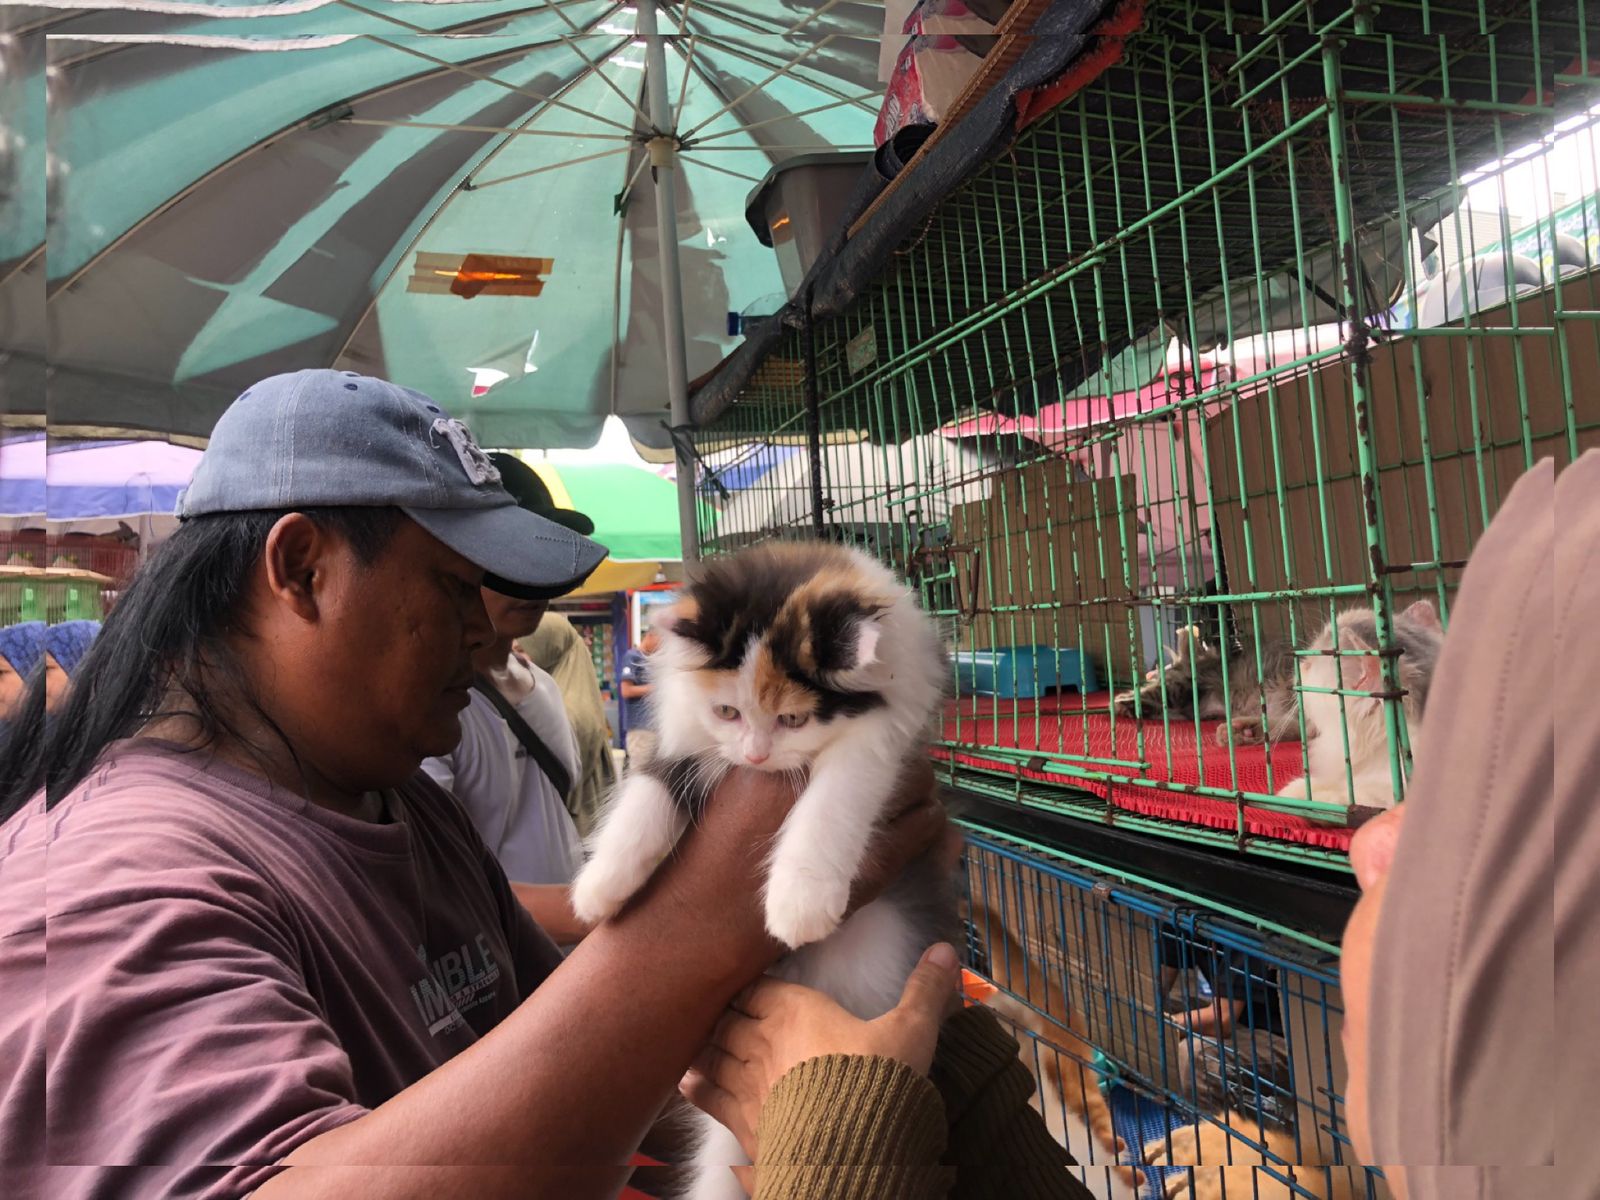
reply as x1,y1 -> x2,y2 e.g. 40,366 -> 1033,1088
693,0 -> 1599,872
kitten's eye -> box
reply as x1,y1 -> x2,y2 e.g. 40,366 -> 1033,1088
713,705 -> 740,722
777,713 -> 810,729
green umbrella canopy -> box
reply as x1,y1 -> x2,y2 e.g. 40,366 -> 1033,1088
1,1 -> 884,452
527,458 -> 713,563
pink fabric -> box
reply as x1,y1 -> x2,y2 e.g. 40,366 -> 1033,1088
934,692 -> 1357,850
0,741 -> 560,1199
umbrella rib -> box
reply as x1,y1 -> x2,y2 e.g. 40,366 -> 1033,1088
331,0 -> 607,34
0,246 -> 44,293
684,144 -> 873,153
344,117 -> 632,140
678,34 -> 838,142
674,34 -> 697,121
543,1 -> 658,129
609,146 -> 650,420
369,35 -> 638,136
687,91 -> 882,145
668,37 -> 822,163
467,145 -> 634,190
327,39 -> 618,370
48,38 -> 621,300
783,0 -> 849,39
46,34 -> 630,300
677,153 -> 762,184
674,0 -> 786,37
658,12 -> 877,116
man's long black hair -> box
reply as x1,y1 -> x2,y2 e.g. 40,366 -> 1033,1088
0,507 -> 403,824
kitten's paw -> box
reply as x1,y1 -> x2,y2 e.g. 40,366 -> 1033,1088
1112,690 -> 1139,718
1219,719 -> 1264,747
570,857 -> 646,926
763,871 -> 849,949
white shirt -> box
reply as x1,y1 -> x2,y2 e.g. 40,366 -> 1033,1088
422,659 -> 584,886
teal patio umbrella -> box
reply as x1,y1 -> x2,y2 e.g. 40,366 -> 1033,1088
0,0 -> 886,556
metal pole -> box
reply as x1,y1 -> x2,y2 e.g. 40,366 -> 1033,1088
1321,36 -> 1406,803
801,285 -> 826,537
637,0 -> 701,562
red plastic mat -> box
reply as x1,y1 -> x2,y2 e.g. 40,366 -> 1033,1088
936,692 -> 1356,852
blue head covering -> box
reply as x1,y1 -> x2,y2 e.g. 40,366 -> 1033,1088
46,620 -> 102,677
0,622 -> 46,677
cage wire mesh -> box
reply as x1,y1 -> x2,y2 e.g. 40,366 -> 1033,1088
695,0 -> 1599,867
961,830 -> 1380,1198
694,5 -> 1593,1190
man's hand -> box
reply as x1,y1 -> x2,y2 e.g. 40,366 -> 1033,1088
1170,997 -> 1243,1038
680,943 -> 964,1165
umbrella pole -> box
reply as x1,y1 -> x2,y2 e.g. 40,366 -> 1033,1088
638,0 -> 701,563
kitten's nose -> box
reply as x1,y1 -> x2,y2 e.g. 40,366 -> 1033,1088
745,750 -> 770,765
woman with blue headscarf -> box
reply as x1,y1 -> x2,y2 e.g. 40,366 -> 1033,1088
0,621 -> 46,721
47,620 -> 101,680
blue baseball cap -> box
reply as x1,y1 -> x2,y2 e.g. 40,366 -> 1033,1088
177,370 -> 607,595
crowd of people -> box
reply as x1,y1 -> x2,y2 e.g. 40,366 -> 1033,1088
0,367 -> 1580,1200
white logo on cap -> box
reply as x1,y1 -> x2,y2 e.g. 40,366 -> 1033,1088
432,418 -> 501,487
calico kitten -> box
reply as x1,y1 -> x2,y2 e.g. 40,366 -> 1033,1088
1279,599 -> 1442,814
1114,626 -> 1301,747
570,541 -> 953,1200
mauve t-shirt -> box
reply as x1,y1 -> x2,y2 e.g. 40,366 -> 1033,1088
0,740 -> 563,1199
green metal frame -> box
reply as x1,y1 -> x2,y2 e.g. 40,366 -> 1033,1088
695,1 -> 1599,869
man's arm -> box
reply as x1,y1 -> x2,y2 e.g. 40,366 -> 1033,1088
1171,997 -> 1244,1038
511,882 -> 591,946
259,766 -> 945,1200
619,680 -> 651,700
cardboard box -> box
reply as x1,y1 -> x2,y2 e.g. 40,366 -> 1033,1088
948,466 -> 1142,689
1206,269 -> 1600,643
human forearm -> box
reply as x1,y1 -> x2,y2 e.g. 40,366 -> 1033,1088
511,882 -> 591,946
264,854 -> 779,1198
260,767 -> 945,1200
1174,997 -> 1242,1038
620,681 -> 650,700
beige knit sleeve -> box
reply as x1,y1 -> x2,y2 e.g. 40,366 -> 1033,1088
749,1006 -> 1094,1200
752,1053 -> 955,1199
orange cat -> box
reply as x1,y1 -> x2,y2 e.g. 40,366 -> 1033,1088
1143,1114 -> 1366,1200
968,896 -> 1139,1195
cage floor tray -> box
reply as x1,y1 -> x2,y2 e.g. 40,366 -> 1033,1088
936,693 -> 1357,852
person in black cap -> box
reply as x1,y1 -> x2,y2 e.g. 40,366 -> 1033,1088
0,370 -> 946,1200
422,453 -> 597,944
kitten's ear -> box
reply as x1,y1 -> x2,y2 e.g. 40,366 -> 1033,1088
816,610 -> 888,691
1337,635 -> 1385,699
651,599 -> 698,638
1401,598 -> 1442,632
849,615 -> 883,669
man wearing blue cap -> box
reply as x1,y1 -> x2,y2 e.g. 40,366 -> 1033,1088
0,369 -> 945,1200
